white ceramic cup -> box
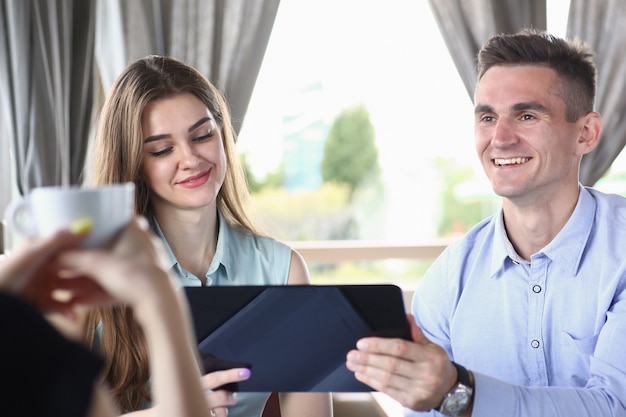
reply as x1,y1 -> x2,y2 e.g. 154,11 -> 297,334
3,183 -> 135,248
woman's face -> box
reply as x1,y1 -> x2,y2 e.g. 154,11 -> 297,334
141,92 -> 227,213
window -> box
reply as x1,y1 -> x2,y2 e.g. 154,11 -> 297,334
238,0 -> 477,286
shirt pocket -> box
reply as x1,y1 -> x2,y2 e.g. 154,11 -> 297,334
558,330 -> 600,385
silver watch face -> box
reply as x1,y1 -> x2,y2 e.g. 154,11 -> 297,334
440,385 -> 472,416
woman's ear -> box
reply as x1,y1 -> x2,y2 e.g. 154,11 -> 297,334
576,111 -> 603,156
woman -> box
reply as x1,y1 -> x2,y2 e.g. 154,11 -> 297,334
86,55 -> 332,417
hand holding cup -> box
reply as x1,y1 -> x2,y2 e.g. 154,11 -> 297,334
4,183 -> 135,249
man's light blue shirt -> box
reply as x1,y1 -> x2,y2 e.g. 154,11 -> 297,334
152,211 -> 292,417
410,186 -> 626,416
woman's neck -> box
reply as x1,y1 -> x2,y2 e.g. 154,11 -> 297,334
153,205 -> 219,282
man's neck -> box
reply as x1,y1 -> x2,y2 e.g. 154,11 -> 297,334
502,187 -> 580,260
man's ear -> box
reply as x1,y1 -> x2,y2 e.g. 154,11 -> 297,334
576,111 -> 603,156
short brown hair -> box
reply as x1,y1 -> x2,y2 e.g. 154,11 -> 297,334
476,28 -> 597,122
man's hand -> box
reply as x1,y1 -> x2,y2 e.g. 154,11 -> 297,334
346,314 -> 458,412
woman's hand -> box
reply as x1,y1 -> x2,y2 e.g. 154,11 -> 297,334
0,228 -> 88,316
56,217 -> 176,315
200,368 -> 251,416
0,217 -> 173,318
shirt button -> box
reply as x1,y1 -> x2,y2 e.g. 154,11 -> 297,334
532,285 -> 542,293
531,340 -> 540,349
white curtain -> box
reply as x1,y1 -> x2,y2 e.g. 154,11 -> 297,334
0,0 -> 95,253
96,0 -> 280,133
0,0 -> 95,193
567,0 -> 626,185
427,0 -> 546,98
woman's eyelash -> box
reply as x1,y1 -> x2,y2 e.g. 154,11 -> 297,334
193,131 -> 214,142
149,148 -> 173,157
147,131 -> 213,157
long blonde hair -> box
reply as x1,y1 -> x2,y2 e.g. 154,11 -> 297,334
86,55 -> 262,411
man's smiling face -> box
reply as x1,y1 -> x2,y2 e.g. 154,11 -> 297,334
473,65 -> 585,204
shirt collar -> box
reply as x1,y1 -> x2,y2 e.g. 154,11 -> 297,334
207,210 -> 231,278
489,210 -> 514,278
539,185 -> 595,276
490,184 -> 594,277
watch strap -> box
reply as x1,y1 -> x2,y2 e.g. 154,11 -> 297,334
451,361 -> 471,387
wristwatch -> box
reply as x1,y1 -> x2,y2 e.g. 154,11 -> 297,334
437,362 -> 474,416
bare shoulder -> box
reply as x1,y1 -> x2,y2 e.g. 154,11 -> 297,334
287,249 -> 311,285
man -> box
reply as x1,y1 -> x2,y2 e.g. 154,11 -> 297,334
346,28 -> 626,416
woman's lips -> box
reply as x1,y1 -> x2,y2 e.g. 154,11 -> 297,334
178,169 -> 210,188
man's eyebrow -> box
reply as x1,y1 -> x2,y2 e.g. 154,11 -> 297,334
474,102 -> 549,114
144,117 -> 212,143
474,104 -> 493,114
511,102 -> 549,113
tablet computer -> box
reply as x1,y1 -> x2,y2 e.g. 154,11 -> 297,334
184,284 -> 411,392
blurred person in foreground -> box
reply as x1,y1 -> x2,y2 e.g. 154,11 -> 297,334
347,28 -> 626,416
0,218 -> 248,417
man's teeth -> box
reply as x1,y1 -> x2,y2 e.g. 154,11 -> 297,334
494,157 -> 529,166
